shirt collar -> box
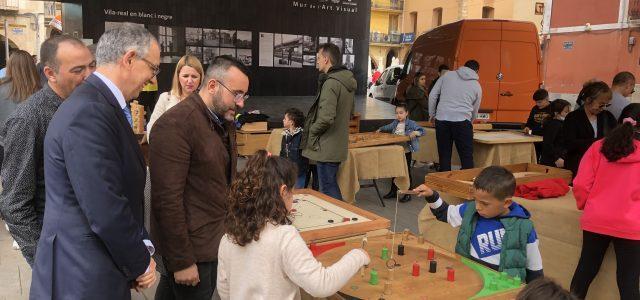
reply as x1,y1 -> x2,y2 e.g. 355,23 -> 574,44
206,107 -> 224,127
93,71 -> 127,109
42,84 -> 64,106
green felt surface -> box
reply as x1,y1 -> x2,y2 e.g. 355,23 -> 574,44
460,257 -> 523,299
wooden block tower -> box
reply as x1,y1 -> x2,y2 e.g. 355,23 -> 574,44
130,100 -> 146,134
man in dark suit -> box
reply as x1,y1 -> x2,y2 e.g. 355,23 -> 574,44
30,23 -> 160,299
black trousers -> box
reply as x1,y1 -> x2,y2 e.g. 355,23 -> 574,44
435,120 -> 474,171
390,152 -> 412,191
570,231 -> 640,300
155,260 -> 218,300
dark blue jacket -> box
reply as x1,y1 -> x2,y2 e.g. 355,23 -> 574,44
30,74 -> 150,300
280,129 -> 308,174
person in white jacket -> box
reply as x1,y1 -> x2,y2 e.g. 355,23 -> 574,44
217,150 -> 370,300
428,60 -> 482,171
146,54 -> 203,141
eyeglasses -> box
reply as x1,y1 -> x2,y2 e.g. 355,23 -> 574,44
218,80 -> 249,103
139,57 -> 160,77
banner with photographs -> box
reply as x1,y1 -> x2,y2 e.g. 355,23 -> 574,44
82,0 -> 370,96
260,33 -> 355,70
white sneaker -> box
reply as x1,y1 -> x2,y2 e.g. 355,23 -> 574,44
12,240 -> 19,250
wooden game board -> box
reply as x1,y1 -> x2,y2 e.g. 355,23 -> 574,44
293,189 -> 390,243
425,163 -> 573,199
348,132 -> 410,149
315,233 -> 523,299
472,131 -> 542,144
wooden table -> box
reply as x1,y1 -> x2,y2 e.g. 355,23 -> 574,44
418,191 -> 619,300
338,145 -> 410,204
415,128 -> 542,168
236,129 -> 272,156
293,189 -> 390,244
314,233 -> 523,299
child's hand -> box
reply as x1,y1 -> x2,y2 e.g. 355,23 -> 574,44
357,248 -> 371,265
413,184 -> 434,197
409,131 -> 420,138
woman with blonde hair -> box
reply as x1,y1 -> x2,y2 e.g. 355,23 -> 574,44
0,49 -> 41,166
147,54 -> 203,140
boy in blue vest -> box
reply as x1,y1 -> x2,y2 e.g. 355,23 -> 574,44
414,166 -> 544,283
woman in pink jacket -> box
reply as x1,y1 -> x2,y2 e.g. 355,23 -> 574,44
571,103 -> 640,300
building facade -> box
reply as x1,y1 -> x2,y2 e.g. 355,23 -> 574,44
369,0 -> 404,75
542,0 -> 640,103
0,0 -> 53,66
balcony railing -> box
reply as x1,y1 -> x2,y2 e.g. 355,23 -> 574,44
370,32 -> 402,44
630,0 -> 640,20
0,0 -> 18,11
371,0 -> 404,11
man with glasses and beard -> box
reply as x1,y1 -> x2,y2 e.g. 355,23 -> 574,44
150,55 -> 249,299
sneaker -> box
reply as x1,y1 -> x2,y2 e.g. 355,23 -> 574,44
399,194 -> 412,203
383,190 -> 397,199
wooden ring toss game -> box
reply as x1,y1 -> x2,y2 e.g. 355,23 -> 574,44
348,132 -> 410,149
314,233 -> 523,299
292,189 -> 390,243
425,163 -> 573,199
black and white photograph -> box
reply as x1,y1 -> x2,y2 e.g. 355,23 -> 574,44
236,31 -> 252,48
202,47 -> 219,65
302,35 -> 316,53
220,47 -> 236,58
344,38 -> 354,54
237,49 -> 252,66
147,25 -> 186,63
203,28 -> 220,47
186,27 -> 203,46
343,54 -> 355,70
259,32 -> 274,67
220,30 -> 236,47
187,46 -> 203,61
319,36 -> 328,45
274,34 -> 302,68
303,55 -> 316,67
330,37 -> 343,52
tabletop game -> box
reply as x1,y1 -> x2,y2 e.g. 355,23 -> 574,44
314,232 -> 523,299
425,163 -> 573,199
348,132 -> 410,149
292,189 -> 390,243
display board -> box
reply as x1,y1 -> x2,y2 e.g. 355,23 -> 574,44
76,0 -> 370,96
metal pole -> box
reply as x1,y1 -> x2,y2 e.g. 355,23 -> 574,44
4,18 -> 9,62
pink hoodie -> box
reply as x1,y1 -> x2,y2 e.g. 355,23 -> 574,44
573,139 -> 640,240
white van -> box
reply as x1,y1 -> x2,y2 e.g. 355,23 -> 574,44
369,65 -> 404,102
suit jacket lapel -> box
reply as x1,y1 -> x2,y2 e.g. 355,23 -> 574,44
85,74 -> 146,169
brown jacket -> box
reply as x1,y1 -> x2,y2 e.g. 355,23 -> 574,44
149,93 -> 237,272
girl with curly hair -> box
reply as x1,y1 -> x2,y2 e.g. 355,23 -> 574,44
217,150 -> 370,299
571,103 -> 640,300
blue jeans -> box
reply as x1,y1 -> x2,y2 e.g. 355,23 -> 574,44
317,161 -> 342,200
